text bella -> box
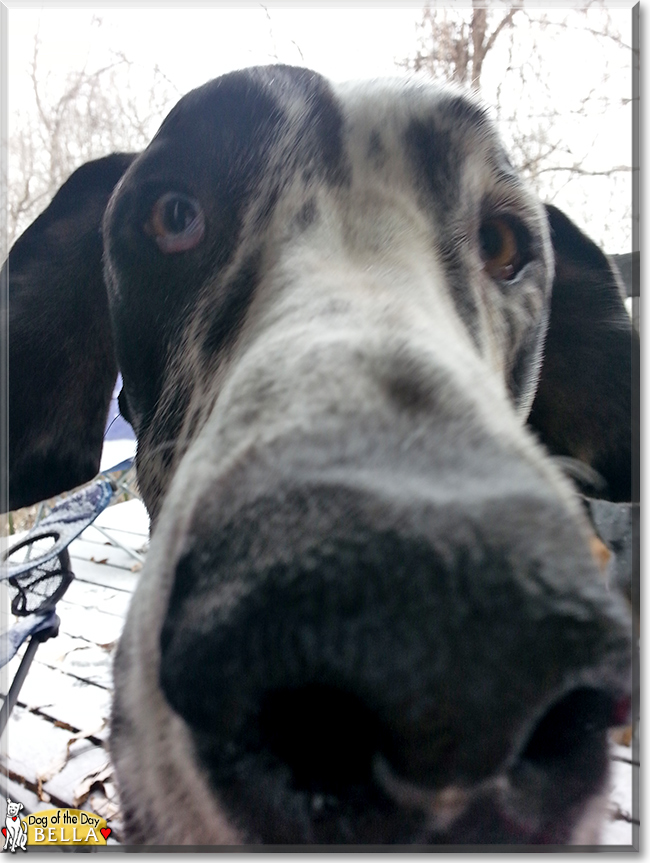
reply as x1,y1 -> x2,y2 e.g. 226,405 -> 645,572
25,809 -> 109,846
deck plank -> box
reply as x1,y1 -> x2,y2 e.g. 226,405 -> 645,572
68,556 -> 141,593
60,579 -> 133,619
28,634 -> 116,689
0,663 -> 110,736
43,739 -> 111,807
91,498 -> 149,535
70,538 -> 145,572
1,498 -> 146,824
52,599 -> 126,646
3,707 -> 95,791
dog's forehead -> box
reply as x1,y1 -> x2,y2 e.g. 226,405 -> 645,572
332,78 -> 522,211
334,77 -> 491,144
133,66 -> 511,196
164,66 -> 489,139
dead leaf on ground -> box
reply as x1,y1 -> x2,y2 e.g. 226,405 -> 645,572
611,725 -> 633,747
37,722 -> 108,788
35,781 -> 51,803
98,641 -> 117,651
73,760 -> 113,808
25,700 -> 55,713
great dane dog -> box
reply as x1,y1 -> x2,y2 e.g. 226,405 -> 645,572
4,66 -> 635,845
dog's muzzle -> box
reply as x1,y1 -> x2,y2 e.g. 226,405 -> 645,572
158,427 -> 631,845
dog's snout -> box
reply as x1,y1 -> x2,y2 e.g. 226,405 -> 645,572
159,466 -> 630,843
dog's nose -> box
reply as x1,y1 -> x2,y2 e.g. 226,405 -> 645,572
159,461 -> 630,843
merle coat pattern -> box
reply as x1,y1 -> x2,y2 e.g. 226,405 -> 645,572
3,66 -> 635,846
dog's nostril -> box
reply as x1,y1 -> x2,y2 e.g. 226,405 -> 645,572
521,687 -> 622,766
257,685 -> 389,796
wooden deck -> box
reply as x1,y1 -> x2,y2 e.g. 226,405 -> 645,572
0,497 -> 638,847
0,498 -> 148,843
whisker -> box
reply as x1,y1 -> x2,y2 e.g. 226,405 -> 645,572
551,456 -> 606,494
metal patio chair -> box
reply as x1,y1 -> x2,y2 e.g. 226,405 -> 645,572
0,459 -> 137,735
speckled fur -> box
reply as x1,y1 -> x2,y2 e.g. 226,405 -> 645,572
7,66 -> 631,846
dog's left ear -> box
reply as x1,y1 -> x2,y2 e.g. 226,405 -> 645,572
527,204 -> 637,502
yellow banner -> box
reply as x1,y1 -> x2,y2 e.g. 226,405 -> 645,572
20,809 -> 110,846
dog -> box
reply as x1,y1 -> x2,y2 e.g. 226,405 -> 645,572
2,800 -> 27,853
3,66 -> 635,845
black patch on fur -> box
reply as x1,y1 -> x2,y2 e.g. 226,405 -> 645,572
406,119 -> 458,211
287,66 -> 349,188
105,67 -> 350,444
253,185 -> 281,234
405,96 -> 487,210
202,251 -> 263,358
367,130 -> 385,165
292,198 -> 318,233
404,114 -> 484,342
437,252 -> 481,351
440,92 -> 489,130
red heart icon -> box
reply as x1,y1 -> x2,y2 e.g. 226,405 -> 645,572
100,828 -> 111,840
11,818 -> 16,822
1,828 -> 6,837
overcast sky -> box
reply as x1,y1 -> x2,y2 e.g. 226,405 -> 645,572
6,3 -> 637,252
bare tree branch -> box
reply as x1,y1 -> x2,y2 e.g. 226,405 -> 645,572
8,22 -> 179,245
398,5 -> 632,250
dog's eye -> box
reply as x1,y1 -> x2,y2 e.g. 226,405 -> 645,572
145,193 -> 205,253
479,217 -> 527,281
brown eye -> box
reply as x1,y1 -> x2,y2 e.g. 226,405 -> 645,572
479,217 -> 526,281
145,193 -> 205,253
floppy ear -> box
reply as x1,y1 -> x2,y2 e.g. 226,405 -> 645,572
527,205 -> 638,502
3,153 -> 136,512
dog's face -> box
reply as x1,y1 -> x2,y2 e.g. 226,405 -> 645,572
5,66 -> 634,845
6,801 -> 23,819
103,68 -> 554,520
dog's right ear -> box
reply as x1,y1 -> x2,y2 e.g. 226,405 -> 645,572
3,153 -> 137,513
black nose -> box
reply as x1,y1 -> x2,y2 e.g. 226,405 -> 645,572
159,474 -> 631,843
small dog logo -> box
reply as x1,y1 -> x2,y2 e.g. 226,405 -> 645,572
2,800 -> 27,853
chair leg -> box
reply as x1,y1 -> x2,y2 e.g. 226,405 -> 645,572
0,620 -> 60,737
0,638 -> 40,737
